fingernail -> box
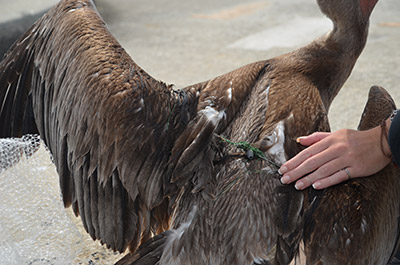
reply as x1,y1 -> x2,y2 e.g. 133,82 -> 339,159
280,175 -> 290,184
278,166 -> 287,175
295,181 -> 305,190
296,136 -> 306,143
312,181 -> 321,189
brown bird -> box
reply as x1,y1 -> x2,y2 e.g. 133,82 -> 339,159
0,0 -> 379,264
301,86 -> 400,265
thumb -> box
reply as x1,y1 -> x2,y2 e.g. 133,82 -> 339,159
297,132 -> 330,146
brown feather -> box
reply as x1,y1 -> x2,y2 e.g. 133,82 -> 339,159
0,0 -> 382,263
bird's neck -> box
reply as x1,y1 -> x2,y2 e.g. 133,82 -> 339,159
297,19 -> 369,112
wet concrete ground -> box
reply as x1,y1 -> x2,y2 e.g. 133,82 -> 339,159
0,0 -> 399,264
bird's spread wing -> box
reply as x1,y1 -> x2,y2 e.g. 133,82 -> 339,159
0,0 -> 268,253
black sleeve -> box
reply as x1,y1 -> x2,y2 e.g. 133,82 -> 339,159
389,111 -> 400,166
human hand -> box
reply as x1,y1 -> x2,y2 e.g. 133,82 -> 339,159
278,124 -> 392,190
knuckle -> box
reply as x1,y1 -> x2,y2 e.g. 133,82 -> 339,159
301,149 -> 313,160
346,149 -> 358,162
306,172 -> 320,185
317,166 -> 330,178
304,158 -> 318,170
311,132 -> 322,138
324,175 -> 340,188
334,142 -> 347,153
303,176 -> 311,186
322,177 -> 334,188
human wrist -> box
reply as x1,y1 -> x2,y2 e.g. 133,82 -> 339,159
380,117 -> 392,159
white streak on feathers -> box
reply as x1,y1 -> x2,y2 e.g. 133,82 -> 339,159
265,120 -> 287,165
227,81 -> 233,101
199,106 -> 226,126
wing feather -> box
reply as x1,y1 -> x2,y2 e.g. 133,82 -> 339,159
0,0 -> 269,253
0,0 -> 184,252
89,168 -> 100,239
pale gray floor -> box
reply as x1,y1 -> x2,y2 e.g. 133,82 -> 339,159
2,0 -> 399,127
93,0 -> 400,131
0,0 -> 399,264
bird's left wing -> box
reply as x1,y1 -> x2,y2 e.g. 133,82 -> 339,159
0,0 -> 269,254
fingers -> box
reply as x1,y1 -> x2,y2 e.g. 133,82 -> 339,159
280,147 -> 335,185
296,132 -> 331,146
279,138 -> 332,182
311,167 -> 353,190
278,129 -> 361,190
292,157 -> 348,190
279,132 -> 331,176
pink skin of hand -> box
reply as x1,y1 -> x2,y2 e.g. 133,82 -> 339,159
278,118 -> 393,190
